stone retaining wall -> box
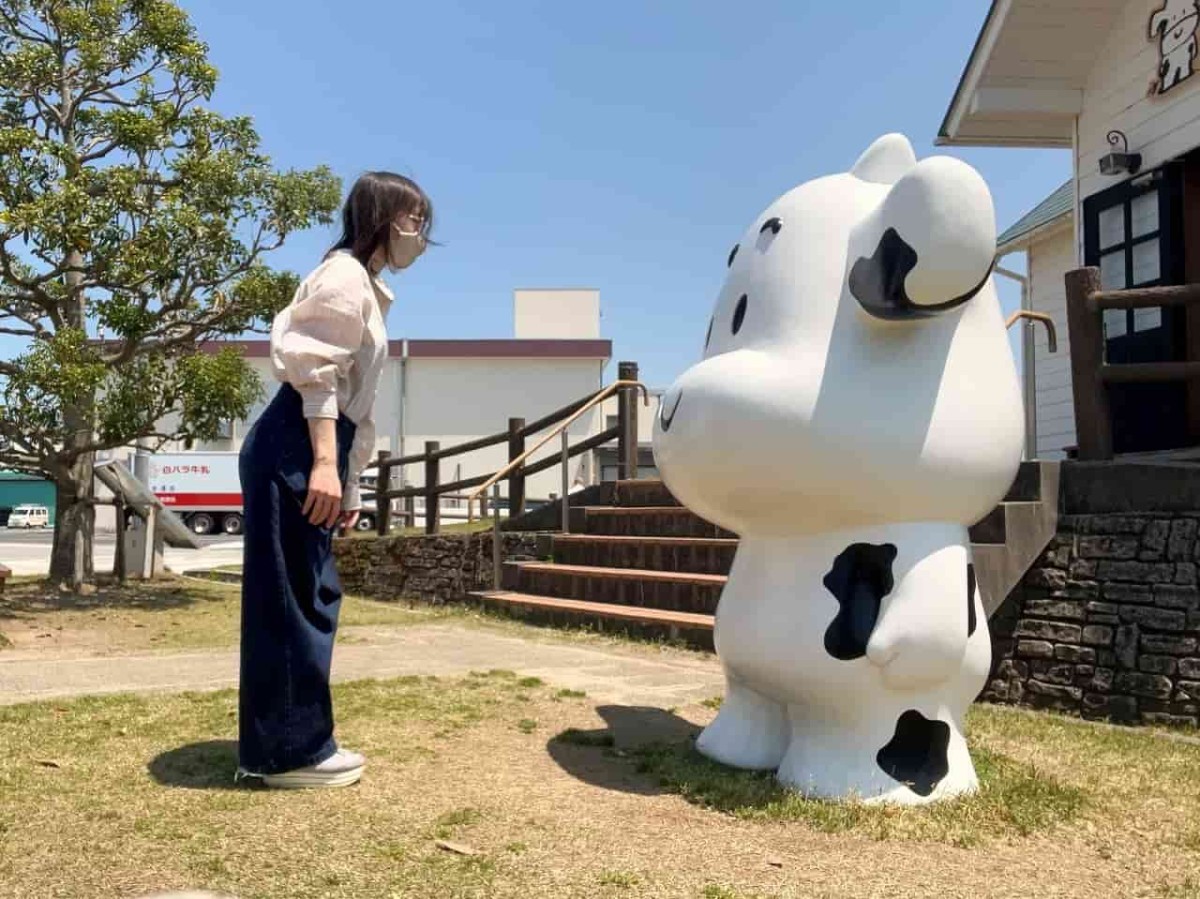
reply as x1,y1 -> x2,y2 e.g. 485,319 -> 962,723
986,513 -> 1200,727
333,532 -> 544,604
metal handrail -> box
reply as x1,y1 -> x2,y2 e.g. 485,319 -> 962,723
465,378 -> 649,522
1006,310 -> 1058,353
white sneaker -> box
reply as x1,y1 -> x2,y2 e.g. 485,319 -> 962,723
259,749 -> 366,790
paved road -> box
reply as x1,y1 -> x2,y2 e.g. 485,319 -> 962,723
0,530 -> 242,577
0,623 -> 726,708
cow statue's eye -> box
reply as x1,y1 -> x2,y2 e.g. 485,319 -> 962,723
732,295 -> 748,335
760,217 -> 782,235
704,317 -> 713,349
727,245 -> 739,268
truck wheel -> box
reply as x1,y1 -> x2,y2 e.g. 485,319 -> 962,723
221,513 -> 244,536
354,514 -> 374,532
188,513 -> 215,536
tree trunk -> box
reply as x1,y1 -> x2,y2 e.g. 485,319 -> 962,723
48,450 -> 95,588
48,236 -> 95,588
45,77 -> 96,588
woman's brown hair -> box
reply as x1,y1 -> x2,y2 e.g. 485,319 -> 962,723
329,171 -> 434,269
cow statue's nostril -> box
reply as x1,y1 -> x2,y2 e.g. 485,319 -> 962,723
660,389 -> 683,432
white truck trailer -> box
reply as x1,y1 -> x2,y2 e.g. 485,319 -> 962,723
147,452 -> 244,536
146,452 -> 378,536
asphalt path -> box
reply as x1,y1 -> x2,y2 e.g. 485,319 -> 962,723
0,529 -> 242,576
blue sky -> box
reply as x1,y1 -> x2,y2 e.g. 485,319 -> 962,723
15,1 -> 1074,388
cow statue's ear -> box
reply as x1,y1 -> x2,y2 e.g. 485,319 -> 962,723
850,133 -> 917,186
850,155 -> 996,320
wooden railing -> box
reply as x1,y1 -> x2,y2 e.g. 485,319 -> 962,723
364,361 -> 648,535
1065,267 -> 1200,460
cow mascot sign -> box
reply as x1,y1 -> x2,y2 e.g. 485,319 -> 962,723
653,134 -> 1024,805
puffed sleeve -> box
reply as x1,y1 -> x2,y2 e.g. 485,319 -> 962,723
271,256 -> 369,420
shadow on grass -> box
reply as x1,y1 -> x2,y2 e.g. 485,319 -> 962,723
549,705 -> 1086,846
0,577 -> 230,620
547,705 -> 702,797
149,740 -> 246,791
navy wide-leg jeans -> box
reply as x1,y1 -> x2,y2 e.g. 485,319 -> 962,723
237,384 -> 356,775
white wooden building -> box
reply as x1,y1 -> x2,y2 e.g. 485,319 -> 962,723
939,0 -> 1200,458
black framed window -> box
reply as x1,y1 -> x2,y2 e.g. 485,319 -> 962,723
1085,165 -> 1183,344
1082,163 -> 1188,454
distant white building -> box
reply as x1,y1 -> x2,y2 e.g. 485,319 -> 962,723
112,287 -> 660,527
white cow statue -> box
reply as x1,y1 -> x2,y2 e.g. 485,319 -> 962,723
652,134 -> 1024,805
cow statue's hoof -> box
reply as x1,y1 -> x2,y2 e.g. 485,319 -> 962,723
653,133 -> 1024,805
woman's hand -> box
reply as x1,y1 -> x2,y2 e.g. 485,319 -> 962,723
339,509 -> 360,532
303,459 -> 343,528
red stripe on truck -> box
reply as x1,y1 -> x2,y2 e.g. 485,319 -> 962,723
156,493 -> 243,506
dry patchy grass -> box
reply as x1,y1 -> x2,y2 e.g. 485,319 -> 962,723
0,577 -> 447,655
1,674 -> 1199,898
0,577 -> 715,664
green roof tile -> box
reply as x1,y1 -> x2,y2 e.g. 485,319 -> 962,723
997,180 -> 1073,251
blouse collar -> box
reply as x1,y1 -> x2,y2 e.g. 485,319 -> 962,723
333,248 -> 394,311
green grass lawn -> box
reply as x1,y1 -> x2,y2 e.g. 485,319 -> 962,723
1,676 -> 1198,898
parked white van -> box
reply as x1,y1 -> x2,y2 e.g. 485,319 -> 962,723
7,504 -> 50,529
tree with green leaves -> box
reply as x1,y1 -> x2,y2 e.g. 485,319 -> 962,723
0,0 -> 341,586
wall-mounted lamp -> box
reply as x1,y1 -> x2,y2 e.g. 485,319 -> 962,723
1099,130 -> 1142,176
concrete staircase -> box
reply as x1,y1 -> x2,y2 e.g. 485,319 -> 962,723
470,462 -> 1059,648
970,461 -> 1061,617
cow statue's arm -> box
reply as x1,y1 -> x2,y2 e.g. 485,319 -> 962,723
865,543 -> 973,691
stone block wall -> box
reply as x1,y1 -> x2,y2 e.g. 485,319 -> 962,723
333,532 -> 544,604
986,514 -> 1200,727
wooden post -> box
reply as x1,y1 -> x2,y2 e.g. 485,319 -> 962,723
507,417 -> 526,519
1065,267 -> 1113,460
113,497 -> 128,585
403,495 -> 415,529
142,505 -> 159,579
561,428 -> 571,533
492,483 -> 503,591
376,450 -> 392,536
616,361 -> 639,480
424,441 -> 440,535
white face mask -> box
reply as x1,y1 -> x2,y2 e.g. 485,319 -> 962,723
385,222 -> 427,271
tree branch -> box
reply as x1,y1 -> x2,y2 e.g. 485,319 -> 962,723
0,7 -> 55,47
79,138 -> 122,163
0,294 -> 52,326
75,55 -> 166,107
0,452 -> 42,471
0,417 -> 55,463
0,244 -> 60,323
110,289 -> 257,364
